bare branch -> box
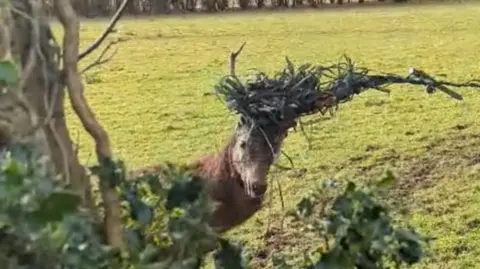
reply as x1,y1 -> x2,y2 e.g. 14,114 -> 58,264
229,41 -> 246,76
0,2 -> 41,145
54,0 -> 125,251
13,8 -> 38,93
78,0 -> 129,61
11,4 -> 66,170
0,4 -> 13,61
81,41 -> 118,74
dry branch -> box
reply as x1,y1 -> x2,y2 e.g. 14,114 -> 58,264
78,0 -> 130,61
53,0 -> 125,251
215,54 -> 480,128
229,41 -> 246,76
81,41 -> 119,74
16,5 -> 39,93
10,3 -> 66,161
0,1 -> 51,155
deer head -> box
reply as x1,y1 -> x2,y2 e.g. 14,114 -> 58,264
230,116 -> 296,200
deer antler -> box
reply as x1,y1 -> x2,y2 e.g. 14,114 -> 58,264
229,41 -> 246,76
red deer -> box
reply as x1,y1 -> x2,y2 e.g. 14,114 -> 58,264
128,43 -> 300,233
189,117 -> 296,232
128,43 -> 334,233
130,116 -> 296,233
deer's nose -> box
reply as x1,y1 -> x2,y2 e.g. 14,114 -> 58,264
252,183 -> 267,196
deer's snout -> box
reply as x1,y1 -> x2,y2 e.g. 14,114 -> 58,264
252,182 -> 267,197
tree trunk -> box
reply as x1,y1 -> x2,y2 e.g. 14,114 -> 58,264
127,0 -> 139,14
2,0 -> 131,254
238,0 -> 249,9
151,0 -> 169,13
3,0 -> 97,221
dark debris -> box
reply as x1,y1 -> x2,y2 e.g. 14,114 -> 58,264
215,55 -> 480,127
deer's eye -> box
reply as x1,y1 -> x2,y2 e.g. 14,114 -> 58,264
239,141 -> 247,149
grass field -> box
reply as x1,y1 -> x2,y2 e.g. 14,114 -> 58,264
57,2 -> 480,268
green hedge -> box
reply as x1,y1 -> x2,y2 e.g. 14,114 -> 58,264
0,143 -> 428,268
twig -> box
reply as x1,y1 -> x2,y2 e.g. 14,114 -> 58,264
81,41 -> 118,74
229,41 -> 246,76
297,118 -> 312,150
276,176 -> 286,232
263,168 -> 287,237
265,177 -> 273,236
281,150 -> 294,168
264,149 -> 293,237
0,6 -> 12,61
264,168 -> 277,238
13,7 -> 38,93
273,163 -> 293,171
217,53 -> 479,131
54,0 -> 125,251
73,130 -> 81,158
77,0 -> 129,61
33,8 -> 71,187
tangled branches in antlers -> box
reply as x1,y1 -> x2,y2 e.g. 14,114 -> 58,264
215,44 -> 480,128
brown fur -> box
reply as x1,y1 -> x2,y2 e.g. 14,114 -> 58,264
189,136 -> 264,233
131,134 -> 264,233
131,120 -> 296,233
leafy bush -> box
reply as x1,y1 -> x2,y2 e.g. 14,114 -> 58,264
0,143 -> 116,269
0,142 -> 429,269
0,143 -> 247,269
275,172 -> 429,268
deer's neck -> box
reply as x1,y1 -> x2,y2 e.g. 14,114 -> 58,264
189,142 -> 239,198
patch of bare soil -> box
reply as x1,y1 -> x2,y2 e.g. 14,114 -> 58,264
399,133 -> 480,191
249,217 -> 323,268
344,128 -> 480,210
249,128 -> 480,267
252,226 -> 292,267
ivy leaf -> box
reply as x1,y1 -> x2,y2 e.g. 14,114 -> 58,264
295,197 -> 313,219
0,60 -> 19,88
125,228 -> 143,253
1,157 -> 25,189
214,239 -> 246,269
271,254 -> 292,269
139,244 -> 161,264
315,251 -> 345,269
31,191 -> 81,223
134,201 -> 154,226
345,181 -> 356,193
166,179 -> 203,211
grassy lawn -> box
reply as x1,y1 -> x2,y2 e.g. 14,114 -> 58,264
56,2 -> 480,268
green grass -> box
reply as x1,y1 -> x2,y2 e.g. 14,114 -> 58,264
57,3 -> 480,268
